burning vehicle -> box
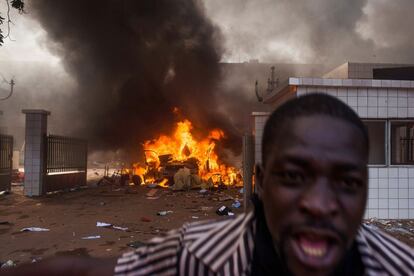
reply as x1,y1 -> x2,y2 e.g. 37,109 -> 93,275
132,119 -> 242,190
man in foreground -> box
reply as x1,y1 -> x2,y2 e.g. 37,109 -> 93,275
1,94 -> 413,275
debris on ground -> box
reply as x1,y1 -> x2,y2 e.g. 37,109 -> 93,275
112,226 -> 128,231
146,189 -> 158,198
199,189 -> 208,194
0,191 -> 10,196
127,241 -> 146,249
1,260 -> 16,268
20,227 -> 50,232
157,211 -> 173,216
81,235 -> 101,240
192,216 -> 199,219
216,206 -> 234,216
96,222 -> 112,228
141,217 -> 152,222
231,200 -> 241,209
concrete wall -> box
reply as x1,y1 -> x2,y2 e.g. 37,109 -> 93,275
253,84 -> 414,219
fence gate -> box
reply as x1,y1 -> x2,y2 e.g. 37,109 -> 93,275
0,135 -> 13,191
44,135 -> 88,193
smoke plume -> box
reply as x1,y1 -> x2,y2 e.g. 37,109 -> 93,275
203,0 -> 414,65
30,0 -> 240,161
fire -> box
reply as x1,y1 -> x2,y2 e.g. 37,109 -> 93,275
133,119 -> 242,187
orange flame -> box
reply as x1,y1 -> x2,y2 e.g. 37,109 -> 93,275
133,119 -> 242,187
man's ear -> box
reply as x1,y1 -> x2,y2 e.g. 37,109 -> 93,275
255,164 -> 264,200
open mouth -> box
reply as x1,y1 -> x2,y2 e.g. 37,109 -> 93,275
289,230 -> 342,270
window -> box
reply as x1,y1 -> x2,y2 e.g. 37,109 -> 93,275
363,121 -> 386,165
391,121 -> 414,165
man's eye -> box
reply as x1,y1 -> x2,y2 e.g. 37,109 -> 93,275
339,177 -> 362,191
275,170 -> 305,184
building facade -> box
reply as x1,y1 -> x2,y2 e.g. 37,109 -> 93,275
253,62 -> 414,219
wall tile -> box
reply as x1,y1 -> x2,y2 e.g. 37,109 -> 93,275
398,108 -> 408,118
348,96 -> 357,106
368,199 -> 378,208
399,198 -> 408,208
369,168 -> 379,178
399,178 -> 408,188
398,97 -> 408,107
378,198 -> 388,208
388,97 -> 398,107
378,188 -> 388,198
378,209 -> 389,218
368,97 -> 378,107
398,168 -> 408,178
378,168 -> 388,178
389,189 -> 398,199
367,107 -> 377,118
369,178 -> 378,188
378,97 -> 387,107
369,189 -> 378,199
378,179 -> 388,189
399,189 -> 409,199
398,209 -> 409,219
389,168 -> 399,178
378,107 -> 387,118
388,108 -> 398,117
369,209 -> 378,218
358,107 -> 368,117
389,209 -> 399,219
358,97 -> 368,106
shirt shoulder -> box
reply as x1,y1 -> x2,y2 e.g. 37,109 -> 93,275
114,214 -> 253,275
356,224 -> 414,276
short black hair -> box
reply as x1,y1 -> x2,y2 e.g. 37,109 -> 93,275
261,93 -> 369,165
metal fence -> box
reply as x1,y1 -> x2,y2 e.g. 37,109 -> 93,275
0,135 -> 13,191
46,135 -> 87,174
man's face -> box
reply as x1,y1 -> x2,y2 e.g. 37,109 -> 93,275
256,115 -> 368,276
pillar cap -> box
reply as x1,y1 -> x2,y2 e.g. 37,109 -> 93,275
22,109 -> 51,115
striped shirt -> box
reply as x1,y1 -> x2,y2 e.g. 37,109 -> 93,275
114,212 -> 414,275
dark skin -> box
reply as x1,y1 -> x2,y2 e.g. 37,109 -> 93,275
256,115 -> 368,276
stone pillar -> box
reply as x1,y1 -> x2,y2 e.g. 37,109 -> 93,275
22,110 -> 50,196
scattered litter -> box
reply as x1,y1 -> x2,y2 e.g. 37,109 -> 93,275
199,189 -> 208,194
96,222 -> 112,228
200,206 -> 213,212
218,196 -> 233,202
146,197 -> 160,200
192,216 -> 199,219
31,257 -> 42,263
239,188 -> 244,194
113,226 -> 128,231
0,191 -> 10,196
20,227 -> 50,232
0,221 -> 10,225
112,188 -> 121,192
148,183 -> 158,188
99,202 -> 106,206
127,241 -> 146,249
141,217 -> 152,222
146,189 -> 159,199
82,235 -> 101,240
1,260 -> 15,268
216,206 -> 233,216
231,200 -> 241,209
35,203 -> 42,206
228,212 -> 235,216
106,248 -> 112,252
157,210 -> 173,216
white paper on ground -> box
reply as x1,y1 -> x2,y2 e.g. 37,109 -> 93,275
20,227 -> 50,232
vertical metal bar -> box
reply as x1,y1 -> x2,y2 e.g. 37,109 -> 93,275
243,134 -> 254,212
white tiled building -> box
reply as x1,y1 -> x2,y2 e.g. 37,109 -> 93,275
253,62 -> 414,219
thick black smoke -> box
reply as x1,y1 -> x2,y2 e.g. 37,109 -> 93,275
30,0 -> 241,160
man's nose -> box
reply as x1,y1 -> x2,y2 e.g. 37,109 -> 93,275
299,177 -> 339,218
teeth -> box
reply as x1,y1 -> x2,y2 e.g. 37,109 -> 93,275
301,245 -> 326,257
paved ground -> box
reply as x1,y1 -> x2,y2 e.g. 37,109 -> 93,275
0,179 -> 244,265
0,174 -> 413,267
